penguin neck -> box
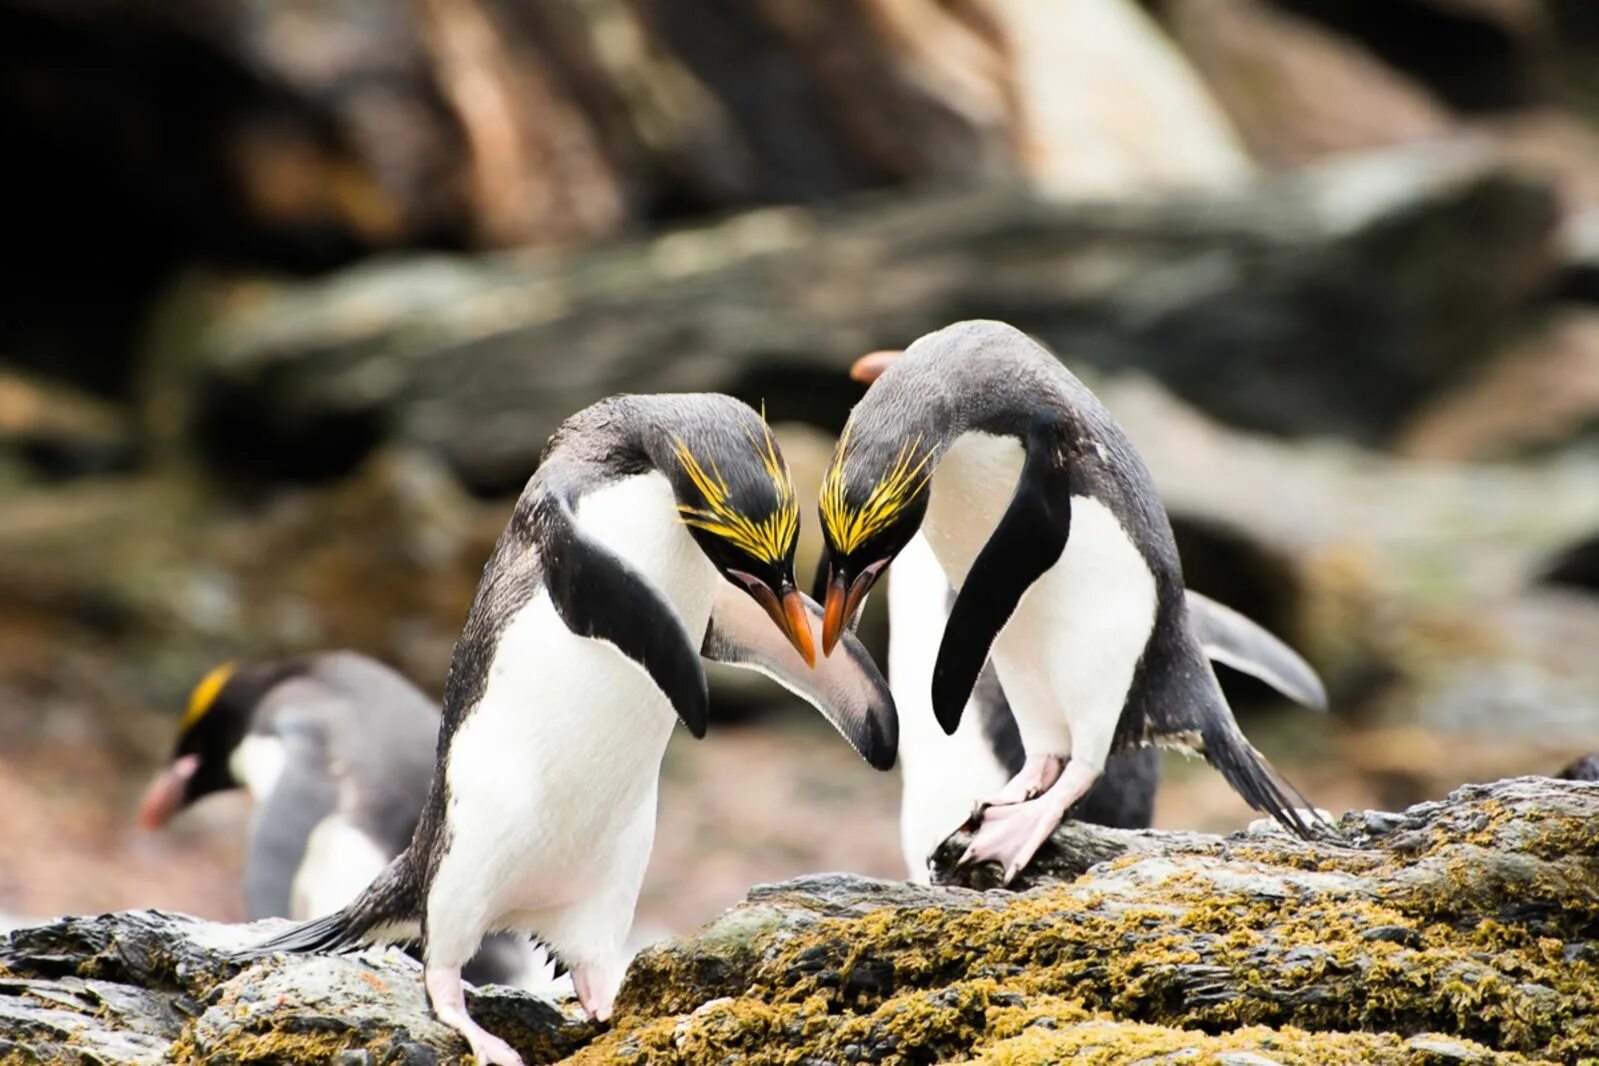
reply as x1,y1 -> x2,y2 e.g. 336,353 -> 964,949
574,470 -> 721,639
228,733 -> 289,804
919,430 -> 1028,590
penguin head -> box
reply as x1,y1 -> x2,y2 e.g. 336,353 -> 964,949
666,411 -> 815,665
815,416 -> 934,657
137,660 -> 295,828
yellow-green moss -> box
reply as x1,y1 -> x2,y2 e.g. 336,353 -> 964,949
608,847 -> 1597,1063
169,1028 -> 403,1065
970,1020 -> 1540,1066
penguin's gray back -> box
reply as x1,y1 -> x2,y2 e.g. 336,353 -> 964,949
241,653 -> 439,921
879,322 -> 1317,835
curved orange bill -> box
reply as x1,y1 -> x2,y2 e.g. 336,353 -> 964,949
780,589 -> 817,668
850,349 -> 904,384
748,582 -> 817,668
822,575 -> 874,659
822,580 -> 847,658
137,753 -> 200,830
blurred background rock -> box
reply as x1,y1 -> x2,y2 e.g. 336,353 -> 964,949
2,0 -> 1597,939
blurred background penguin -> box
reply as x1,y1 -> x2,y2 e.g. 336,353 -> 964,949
138,652 -> 556,990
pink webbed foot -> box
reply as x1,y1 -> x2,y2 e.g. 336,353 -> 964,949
572,960 -> 623,1022
957,759 -> 1102,884
426,964 -> 524,1066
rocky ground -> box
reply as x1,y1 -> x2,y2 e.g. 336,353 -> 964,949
2,777 -> 1593,1064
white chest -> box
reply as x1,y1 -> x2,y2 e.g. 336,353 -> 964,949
229,735 -> 287,803
441,474 -> 717,900
921,432 -> 1026,588
886,532 -> 1012,880
919,434 -> 1159,760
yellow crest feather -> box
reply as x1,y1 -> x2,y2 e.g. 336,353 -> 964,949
181,662 -> 236,732
820,426 -> 934,555
672,419 -> 799,565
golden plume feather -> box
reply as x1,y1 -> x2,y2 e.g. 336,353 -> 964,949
672,418 -> 799,565
180,662 -> 236,732
820,426 -> 934,555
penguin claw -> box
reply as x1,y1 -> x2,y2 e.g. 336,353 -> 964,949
466,1031 -> 524,1066
954,792 -> 1069,885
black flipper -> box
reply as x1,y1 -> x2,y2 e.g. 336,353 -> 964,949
702,583 -> 898,770
932,425 -> 1071,735
1186,591 -> 1328,710
540,500 -> 710,737
243,730 -> 336,920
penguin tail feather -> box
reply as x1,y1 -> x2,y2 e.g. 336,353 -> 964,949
1198,719 -> 1333,840
236,857 -> 419,961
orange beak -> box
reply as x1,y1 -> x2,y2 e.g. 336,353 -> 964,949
136,753 -> 200,830
747,582 -> 817,668
821,573 -> 872,658
780,588 -> 817,668
850,349 -> 904,384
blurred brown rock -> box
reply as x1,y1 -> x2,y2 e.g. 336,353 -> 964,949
0,369 -> 137,479
1399,306 -> 1599,460
988,0 -> 1252,196
174,142 -> 1559,491
0,0 -> 1035,261
1161,0 -> 1454,166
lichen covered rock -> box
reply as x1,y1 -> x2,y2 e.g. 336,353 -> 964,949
1,778 -> 1593,1063
605,777 -> 1596,1063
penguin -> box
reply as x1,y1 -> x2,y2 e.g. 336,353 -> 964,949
849,353 -> 1328,882
888,532 -> 1328,881
814,320 -> 1325,885
136,652 -> 546,987
248,394 -> 896,1066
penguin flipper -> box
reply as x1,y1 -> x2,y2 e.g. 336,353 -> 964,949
1185,591 -> 1328,710
541,501 -> 710,737
932,427 -> 1071,735
702,583 -> 898,770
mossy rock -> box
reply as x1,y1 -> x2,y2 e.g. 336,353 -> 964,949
1,778 -> 1593,1063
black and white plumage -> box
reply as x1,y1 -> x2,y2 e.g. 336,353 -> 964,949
886,533 -> 1157,882
137,652 -> 542,987
246,394 -> 896,1066
816,320 -> 1326,884
887,532 -> 1328,882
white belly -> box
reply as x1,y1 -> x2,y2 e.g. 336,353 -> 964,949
921,432 -> 1158,766
887,532 -> 1011,882
290,816 -> 390,920
428,472 -> 717,964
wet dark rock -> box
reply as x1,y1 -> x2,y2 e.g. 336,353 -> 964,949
1539,530 -> 1599,594
1558,753 -> 1599,781
180,141 -> 1559,489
